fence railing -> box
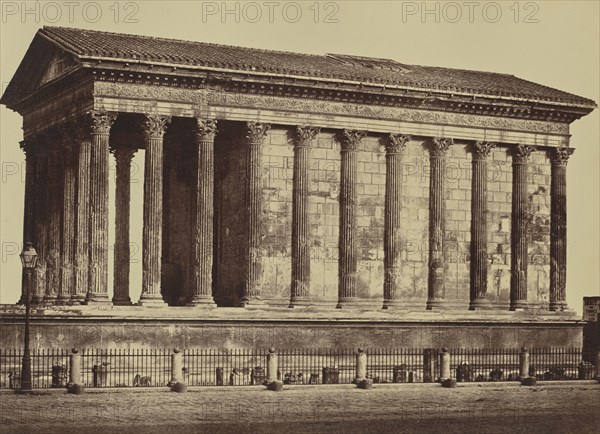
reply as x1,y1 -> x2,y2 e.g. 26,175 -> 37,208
0,347 -> 597,389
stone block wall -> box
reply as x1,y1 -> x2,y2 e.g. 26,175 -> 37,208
209,123 -> 552,308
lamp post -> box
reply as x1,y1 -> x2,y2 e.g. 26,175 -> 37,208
18,242 -> 37,394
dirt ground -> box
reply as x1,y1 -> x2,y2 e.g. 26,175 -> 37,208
1,382 -> 599,434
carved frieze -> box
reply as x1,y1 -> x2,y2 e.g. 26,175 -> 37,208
207,91 -> 569,135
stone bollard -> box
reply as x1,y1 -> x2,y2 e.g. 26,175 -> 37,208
170,348 -> 187,392
439,347 -> 450,382
519,347 -> 529,380
354,348 -> 367,384
267,347 -> 278,384
67,348 -> 84,394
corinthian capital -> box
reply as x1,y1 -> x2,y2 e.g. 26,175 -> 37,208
295,126 -> 320,148
341,129 -> 367,151
550,147 -> 575,166
246,122 -> 271,143
513,144 -> 535,163
196,119 -> 218,142
430,137 -> 454,157
143,115 -> 171,139
473,141 -> 496,159
89,110 -> 117,135
386,134 -> 411,154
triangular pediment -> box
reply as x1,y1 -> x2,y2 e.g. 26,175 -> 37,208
0,32 -> 80,109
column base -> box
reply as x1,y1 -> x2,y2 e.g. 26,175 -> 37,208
469,299 -> 495,311
426,299 -> 447,310
382,299 -> 403,310
112,297 -> 133,306
239,297 -> 267,308
187,296 -> 217,308
509,300 -> 533,311
69,295 -> 86,305
30,296 -> 44,305
289,297 -> 313,308
336,297 -> 361,309
84,294 -> 111,305
549,301 -> 569,312
41,295 -> 57,306
55,294 -> 72,305
138,295 -> 168,307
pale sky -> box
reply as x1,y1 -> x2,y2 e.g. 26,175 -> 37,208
1,1 -> 598,314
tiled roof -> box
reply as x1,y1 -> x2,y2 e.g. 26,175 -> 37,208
29,26 -> 595,108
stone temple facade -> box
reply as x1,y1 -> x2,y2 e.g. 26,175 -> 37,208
0,27 -> 596,349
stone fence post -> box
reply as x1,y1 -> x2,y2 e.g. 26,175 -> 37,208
355,348 -> 367,383
439,347 -> 450,381
519,347 -> 529,379
267,347 -> 278,383
171,348 -> 183,384
67,347 -> 84,394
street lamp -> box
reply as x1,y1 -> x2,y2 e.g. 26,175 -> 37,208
17,242 -> 37,394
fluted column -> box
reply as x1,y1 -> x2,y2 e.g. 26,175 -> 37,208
86,110 -> 116,304
290,126 -> 320,308
510,144 -> 535,310
18,140 -> 36,305
72,121 -> 92,304
57,135 -> 77,305
32,144 -> 48,304
139,115 -> 170,306
549,147 -> 574,311
112,146 -> 137,305
427,137 -> 453,310
241,122 -> 270,307
469,141 -> 495,310
43,143 -> 62,305
337,129 -> 366,308
189,119 -> 218,307
383,133 -> 410,309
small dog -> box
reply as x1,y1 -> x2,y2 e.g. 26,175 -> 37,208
133,374 -> 152,387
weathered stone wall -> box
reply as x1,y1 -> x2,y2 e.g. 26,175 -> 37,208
204,123 -> 553,308
0,315 -> 582,350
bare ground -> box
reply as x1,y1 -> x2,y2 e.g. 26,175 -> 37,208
1,382 -> 599,434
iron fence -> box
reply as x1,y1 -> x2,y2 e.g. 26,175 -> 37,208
0,349 -> 70,389
449,348 -> 521,381
183,348 -> 268,386
0,347 -> 596,389
278,348 -> 356,384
